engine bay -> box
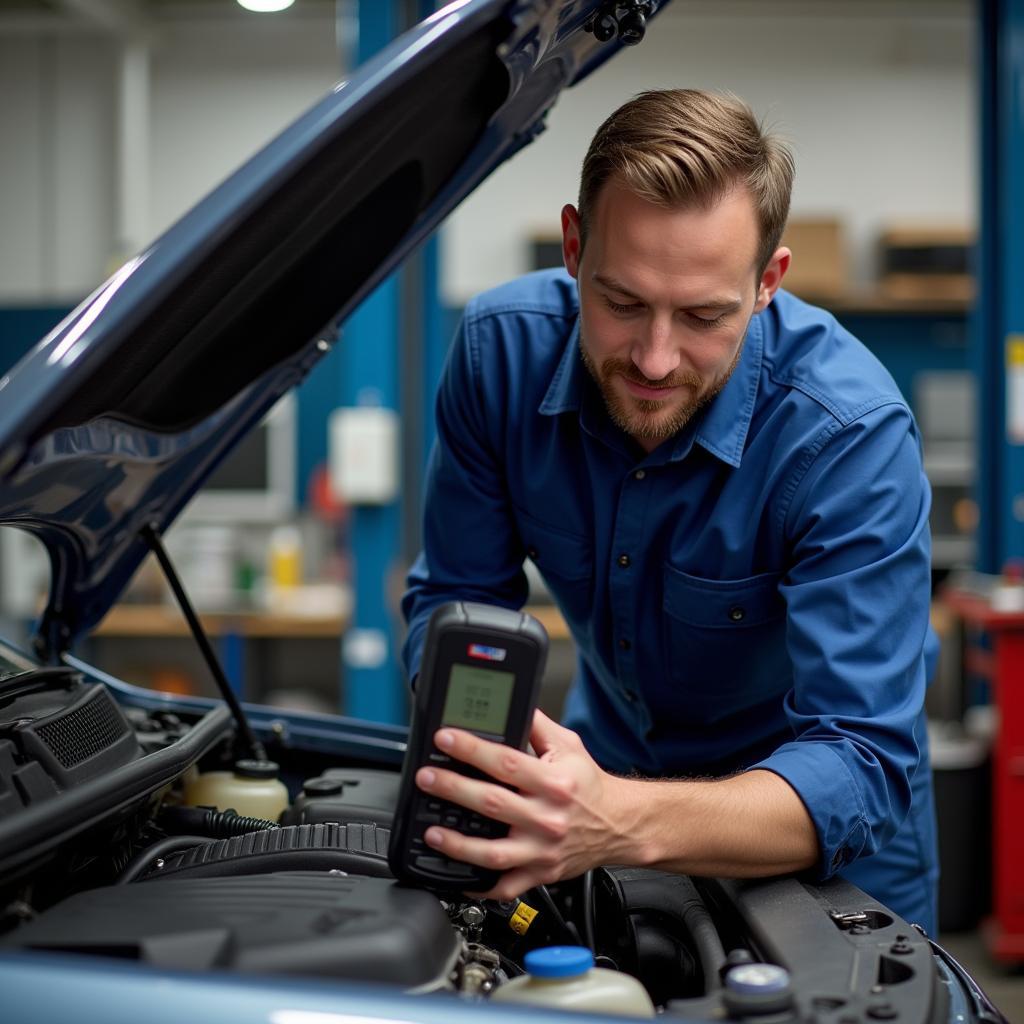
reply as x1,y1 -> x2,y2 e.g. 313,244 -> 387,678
0,652 -> 990,1023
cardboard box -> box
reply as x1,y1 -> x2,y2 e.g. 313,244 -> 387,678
780,218 -> 846,300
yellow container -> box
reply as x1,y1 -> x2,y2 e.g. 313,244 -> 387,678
268,525 -> 302,589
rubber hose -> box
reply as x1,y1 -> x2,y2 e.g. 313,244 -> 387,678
159,806 -> 279,838
679,893 -> 727,991
582,870 -> 596,951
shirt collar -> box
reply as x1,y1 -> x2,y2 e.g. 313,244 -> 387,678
689,311 -> 764,468
538,310 -> 765,469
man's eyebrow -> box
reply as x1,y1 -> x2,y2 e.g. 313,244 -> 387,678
593,273 -> 742,313
593,273 -> 642,299
694,298 -> 744,314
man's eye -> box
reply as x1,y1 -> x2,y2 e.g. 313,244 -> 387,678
688,312 -> 727,329
604,296 -> 640,314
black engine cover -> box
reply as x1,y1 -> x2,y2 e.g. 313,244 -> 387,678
3,871 -> 458,988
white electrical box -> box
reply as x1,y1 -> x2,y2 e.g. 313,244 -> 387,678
328,405 -> 400,505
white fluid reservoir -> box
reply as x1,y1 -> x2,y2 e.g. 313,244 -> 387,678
490,946 -> 655,1017
183,759 -> 289,821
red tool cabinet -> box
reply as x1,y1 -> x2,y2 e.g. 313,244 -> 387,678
943,586 -> 1024,962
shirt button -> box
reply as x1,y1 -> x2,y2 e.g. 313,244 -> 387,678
728,606 -> 745,622
527,547 -> 538,560
618,638 -> 631,650
618,554 -> 631,568
634,469 -> 646,480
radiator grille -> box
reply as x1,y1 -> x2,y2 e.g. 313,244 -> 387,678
34,690 -> 128,768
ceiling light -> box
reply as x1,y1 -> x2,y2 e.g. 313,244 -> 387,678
237,0 -> 295,12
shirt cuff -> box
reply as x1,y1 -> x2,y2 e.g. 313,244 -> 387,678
750,741 -> 871,878
401,618 -> 427,691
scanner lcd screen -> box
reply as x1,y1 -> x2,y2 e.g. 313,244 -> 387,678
441,663 -> 516,734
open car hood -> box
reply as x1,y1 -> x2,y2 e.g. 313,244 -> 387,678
0,0 -> 670,658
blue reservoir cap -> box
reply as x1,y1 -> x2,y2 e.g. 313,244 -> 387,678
524,946 -> 595,978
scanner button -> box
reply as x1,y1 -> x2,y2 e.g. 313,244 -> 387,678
442,810 -> 464,828
416,810 -> 441,825
425,800 -> 443,813
415,854 -> 473,877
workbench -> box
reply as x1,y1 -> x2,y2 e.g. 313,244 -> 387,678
88,602 -> 571,712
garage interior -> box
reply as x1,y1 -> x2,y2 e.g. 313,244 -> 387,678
0,0 -> 1022,1018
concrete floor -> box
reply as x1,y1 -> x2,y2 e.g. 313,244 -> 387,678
939,931 -> 1024,1020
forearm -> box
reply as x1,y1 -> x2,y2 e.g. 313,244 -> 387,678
415,717 -> 821,901
608,769 -> 819,877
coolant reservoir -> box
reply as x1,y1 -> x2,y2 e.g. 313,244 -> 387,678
490,946 -> 655,1017
183,759 -> 289,821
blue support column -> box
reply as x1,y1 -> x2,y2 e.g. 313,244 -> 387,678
220,628 -> 246,700
974,0 -> 1024,571
338,0 -> 405,724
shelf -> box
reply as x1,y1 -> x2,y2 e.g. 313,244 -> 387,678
791,289 -> 970,316
93,604 -> 347,640
93,602 -> 571,642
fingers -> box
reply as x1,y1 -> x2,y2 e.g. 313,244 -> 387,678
529,708 -> 570,755
412,720 -> 596,902
477,867 -> 546,903
430,727 -> 575,802
422,826 -> 559,899
415,764 -> 570,838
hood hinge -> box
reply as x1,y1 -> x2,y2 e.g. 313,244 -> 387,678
33,610 -> 72,665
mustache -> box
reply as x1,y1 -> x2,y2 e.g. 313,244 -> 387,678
602,357 -> 702,391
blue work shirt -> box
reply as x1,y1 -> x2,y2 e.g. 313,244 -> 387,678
403,268 -> 939,932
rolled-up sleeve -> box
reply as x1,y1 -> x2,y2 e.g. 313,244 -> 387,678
401,308 -> 528,685
751,401 -> 933,877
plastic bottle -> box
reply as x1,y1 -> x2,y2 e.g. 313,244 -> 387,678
490,946 -> 655,1018
183,759 -> 290,821
268,525 -> 302,589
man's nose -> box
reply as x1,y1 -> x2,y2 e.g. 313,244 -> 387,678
631,315 -> 680,382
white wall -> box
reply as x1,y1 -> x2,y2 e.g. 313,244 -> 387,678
0,34 -> 119,301
149,16 -> 343,241
441,0 -> 976,304
0,9 -> 342,304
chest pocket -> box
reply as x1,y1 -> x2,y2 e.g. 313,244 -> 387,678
515,506 -> 594,634
662,564 -> 788,716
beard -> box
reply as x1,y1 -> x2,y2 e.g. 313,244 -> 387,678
579,332 -> 743,444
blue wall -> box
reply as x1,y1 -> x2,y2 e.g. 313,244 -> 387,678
0,307 -> 73,374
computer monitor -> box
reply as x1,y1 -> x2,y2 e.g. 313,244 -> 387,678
183,394 -> 296,523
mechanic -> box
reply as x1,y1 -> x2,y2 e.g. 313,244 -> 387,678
401,89 -> 939,934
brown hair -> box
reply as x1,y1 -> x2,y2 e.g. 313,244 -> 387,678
578,89 -> 794,275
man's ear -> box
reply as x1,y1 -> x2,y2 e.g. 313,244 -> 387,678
753,246 -> 791,313
561,204 -> 582,278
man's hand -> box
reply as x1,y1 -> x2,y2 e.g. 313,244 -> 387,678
415,710 -> 635,901
415,710 -> 820,902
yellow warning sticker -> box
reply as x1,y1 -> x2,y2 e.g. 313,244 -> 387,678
1007,335 -> 1024,366
509,901 -> 539,936
1008,335 -> 1024,443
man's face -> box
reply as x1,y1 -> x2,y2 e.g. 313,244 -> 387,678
561,181 -> 789,452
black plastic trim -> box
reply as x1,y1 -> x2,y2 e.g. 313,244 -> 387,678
0,704 -> 232,875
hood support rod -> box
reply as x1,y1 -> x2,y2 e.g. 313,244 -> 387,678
140,523 -> 267,763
